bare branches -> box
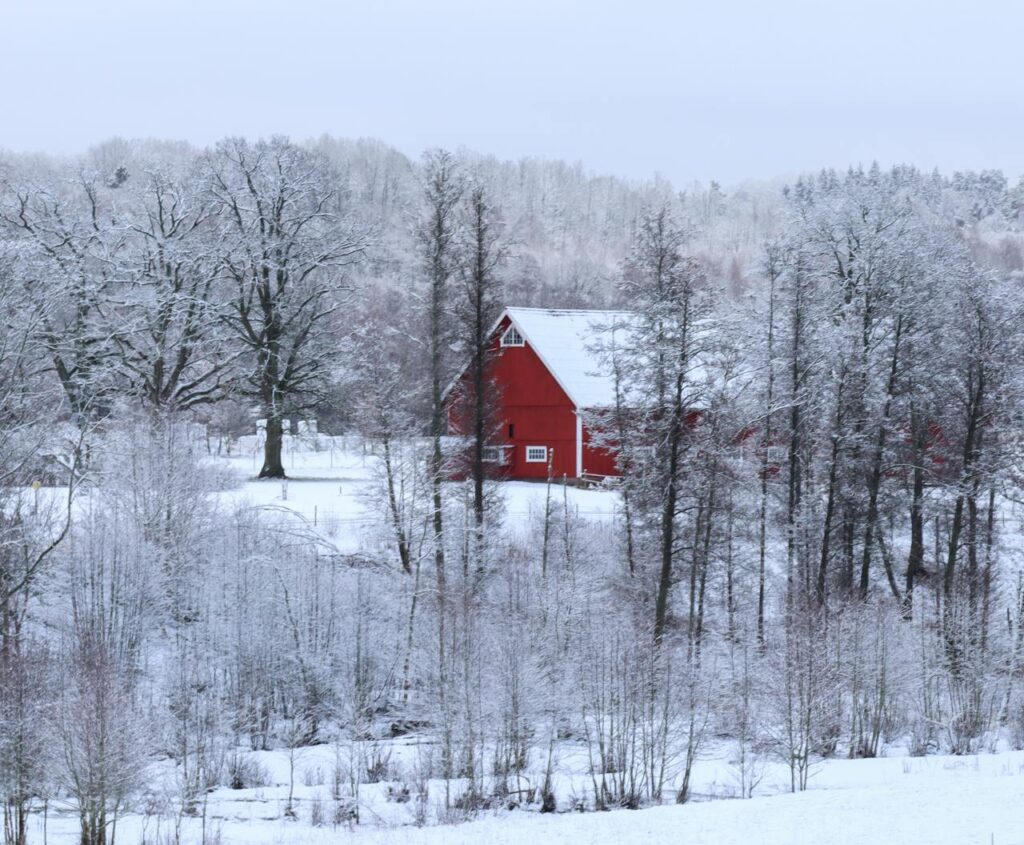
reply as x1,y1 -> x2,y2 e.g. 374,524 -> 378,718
206,137 -> 368,477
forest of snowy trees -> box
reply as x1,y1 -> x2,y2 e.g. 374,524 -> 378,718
1,136 -> 1024,844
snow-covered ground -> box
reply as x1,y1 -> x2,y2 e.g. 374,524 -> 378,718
29,436 -> 1020,845
27,742 -> 1024,845
214,434 -> 620,554
215,749 -> 1024,845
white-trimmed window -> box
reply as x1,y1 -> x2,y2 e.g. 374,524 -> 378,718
501,325 -> 525,347
482,446 -> 502,463
525,445 -> 548,463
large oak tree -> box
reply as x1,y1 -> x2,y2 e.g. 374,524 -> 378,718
207,137 -> 366,477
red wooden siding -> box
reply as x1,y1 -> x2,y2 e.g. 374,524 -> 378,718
446,315 -> 611,481
582,426 -> 619,477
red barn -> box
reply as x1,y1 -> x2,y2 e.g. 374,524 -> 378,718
444,307 -> 632,481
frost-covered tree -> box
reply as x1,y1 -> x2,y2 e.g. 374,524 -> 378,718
416,149 -> 463,789
0,172 -> 125,421
616,204 -> 716,646
207,137 -> 366,477
453,180 -> 507,576
114,166 -> 234,411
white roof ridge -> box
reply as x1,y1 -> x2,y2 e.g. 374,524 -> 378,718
506,306 -> 633,315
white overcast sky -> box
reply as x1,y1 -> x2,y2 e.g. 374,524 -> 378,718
3,0 -> 1022,185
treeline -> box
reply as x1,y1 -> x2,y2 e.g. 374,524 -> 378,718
1,139 -> 1024,844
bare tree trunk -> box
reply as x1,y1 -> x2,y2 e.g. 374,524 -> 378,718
904,407 -> 927,619
654,378 -> 685,647
462,186 -> 501,586
785,265 -> 805,614
966,476 -> 982,629
757,245 -> 780,648
610,344 -> 638,577
858,316 -> 903,600
400,561 -> 420,709
817,422 -> 842,608
693,475 -> 715,665
980,486 -> 996,655
382,436 -> 412,575
943,367 -> 984,672
421,150 -> 461,798
259,414 -> 285,479
725,490 -> 737,643
757,449 -> 770,649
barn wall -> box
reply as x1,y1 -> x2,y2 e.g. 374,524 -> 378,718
582,424 -> 620,477
447,316 -> 579,480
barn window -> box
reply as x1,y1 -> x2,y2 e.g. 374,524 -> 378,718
525,445 -> 547,463
482,446 -> 502,463
501,325 -> 525,347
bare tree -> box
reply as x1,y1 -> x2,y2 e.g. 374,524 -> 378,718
0,172 -> 125,421
453,180 -> 507,580
618,204 -> 713,646
417,149 -> 463,791
115,167 -> 236,411
56,635 -> 148,845
207,137 -> 366,477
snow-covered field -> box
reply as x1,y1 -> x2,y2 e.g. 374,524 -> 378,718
216,434 -> 620,553
27,741 -> 1024,845
208,749 -> 1024,845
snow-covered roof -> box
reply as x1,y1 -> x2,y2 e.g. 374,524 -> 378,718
503,307 -> 635,409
